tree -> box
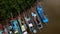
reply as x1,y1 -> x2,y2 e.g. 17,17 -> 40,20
0,0 -> 37,19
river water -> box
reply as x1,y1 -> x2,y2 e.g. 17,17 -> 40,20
37,0 -> 60,34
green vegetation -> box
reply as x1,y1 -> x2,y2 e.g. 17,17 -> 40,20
0,0 -> 37,19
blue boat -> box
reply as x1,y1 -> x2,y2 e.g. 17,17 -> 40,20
11,20 -> 22,34
36,5 -> 48,23
0,30 -> 3,34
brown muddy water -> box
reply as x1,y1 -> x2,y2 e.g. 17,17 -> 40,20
37,0 -> 60,34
